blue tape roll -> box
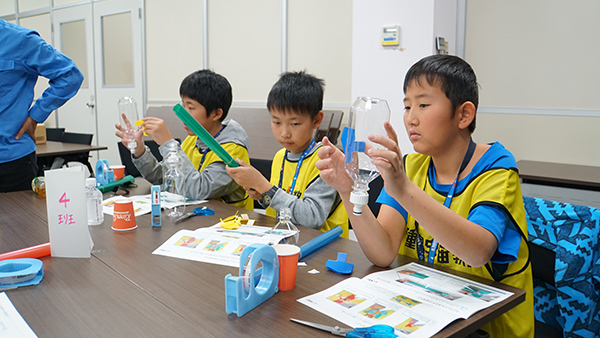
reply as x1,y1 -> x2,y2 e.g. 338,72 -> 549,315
0,258 -> 44,290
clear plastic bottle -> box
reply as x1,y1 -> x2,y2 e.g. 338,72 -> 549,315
344,97 -> 391,215
118,96 -> 141,153
269,207 -> 299,245
86,177 -> 104,226
162,145 -> 186,218
31,176 -> 46,198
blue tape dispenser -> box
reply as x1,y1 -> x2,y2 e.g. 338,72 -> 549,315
225,244 -> 278,317
0,258 -> 44,290
95,159 -> 114,186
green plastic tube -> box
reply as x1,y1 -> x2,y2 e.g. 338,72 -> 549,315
172,104 -> 238,167
97,175 -> 135,193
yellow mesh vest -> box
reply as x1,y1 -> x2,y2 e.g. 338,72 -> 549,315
400,154 -> 534,338
180,135 -> 253,211
266,147 -> 349,238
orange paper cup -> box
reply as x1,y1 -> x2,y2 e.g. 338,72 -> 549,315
110,165 -> 126,181
111,199 -> 137,231
273,244 -> 301,291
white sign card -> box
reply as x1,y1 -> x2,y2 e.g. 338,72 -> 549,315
45,167 -> 93,258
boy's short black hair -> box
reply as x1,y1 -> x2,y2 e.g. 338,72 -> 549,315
403,55 -> 478,133
267,70 -> 324,119
179,69 -> 232,121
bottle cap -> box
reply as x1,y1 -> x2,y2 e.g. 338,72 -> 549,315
86,177 -> 97,187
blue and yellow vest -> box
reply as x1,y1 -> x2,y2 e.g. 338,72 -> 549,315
400,153 -> 534,338
181,135 -> 253,210
266,147 -> 349,238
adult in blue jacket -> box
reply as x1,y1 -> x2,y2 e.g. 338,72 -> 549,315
0,19 -> 83,192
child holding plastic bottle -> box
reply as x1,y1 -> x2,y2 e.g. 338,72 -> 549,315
226,71 -> 348,238
115,70 -> 253,210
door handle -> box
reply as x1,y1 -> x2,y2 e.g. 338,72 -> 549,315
86,102 -> 95,108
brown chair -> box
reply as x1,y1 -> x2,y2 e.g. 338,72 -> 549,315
326,110 -> 344,145
313,110 -> 333,143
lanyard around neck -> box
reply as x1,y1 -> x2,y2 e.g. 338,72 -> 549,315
198,125 -> 225,169
416,138 -> 477,263
278,139 -> 316,195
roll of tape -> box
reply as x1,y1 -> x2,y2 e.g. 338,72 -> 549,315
95,159 -> 112,185
0,258 -> 44,288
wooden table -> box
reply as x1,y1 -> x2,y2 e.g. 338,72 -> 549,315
36,141 -> 108,157
0,180 -> 526,337
35,141 -> 108,176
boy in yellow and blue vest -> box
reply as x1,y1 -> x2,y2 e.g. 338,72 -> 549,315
316,55 -> 533,337
227,71 -> 348,238
115,70 -> 253,210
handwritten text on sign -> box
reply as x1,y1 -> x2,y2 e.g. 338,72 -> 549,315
45,167 -> 92,258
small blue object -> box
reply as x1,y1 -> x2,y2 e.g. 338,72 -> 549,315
326,252 -> 354,275
191,206 -> 214,216
95,159 -> 114,186
151,185 -> 161,228
0,258 -> 44,290
225,244 -> 279,317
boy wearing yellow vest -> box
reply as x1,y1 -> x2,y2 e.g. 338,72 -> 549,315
227,71 -> 349,238
115,70 -> 252,210
316,55 -> 533,337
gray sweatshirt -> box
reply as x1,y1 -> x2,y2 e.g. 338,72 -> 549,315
259,142 -> 340,229
132,119 -> 249,203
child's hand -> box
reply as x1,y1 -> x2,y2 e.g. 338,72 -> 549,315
139,117 -> 173,145
315,137 -> 354,194
367,122 -> 408,196
245,187 -> 262,200
226,159 -> 271,193
115,121 -> 145,157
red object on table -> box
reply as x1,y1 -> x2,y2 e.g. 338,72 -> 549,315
0,243 -> 51,260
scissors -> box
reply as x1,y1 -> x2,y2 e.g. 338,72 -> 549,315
290,318 -> 397,337
174,206 -> 214,224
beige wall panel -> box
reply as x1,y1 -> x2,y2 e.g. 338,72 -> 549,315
0,0 -> 15,16
288,0 -> 352,106
466,1 -> 600,167
466,0 -> 600,110
18,0 -> 48,12
208,0 -> 280,103
53,0 -> 86,7
146,0 -> 203,102
474,113 -> 600,167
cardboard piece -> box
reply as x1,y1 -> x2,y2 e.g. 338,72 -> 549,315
34,124 -> 46,144
45,167 -> 93,258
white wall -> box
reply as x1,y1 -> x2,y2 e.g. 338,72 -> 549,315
351,0 -> 457,154
465,1 -> 600,166
146,0 -> 353,110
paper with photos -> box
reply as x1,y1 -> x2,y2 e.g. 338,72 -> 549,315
298,262 -> 513,338
152,224 -> 296,267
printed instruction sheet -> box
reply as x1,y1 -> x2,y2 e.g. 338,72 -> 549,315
152,224 -> 296,267
298,262 -> 513,338
0,292 -> 38,338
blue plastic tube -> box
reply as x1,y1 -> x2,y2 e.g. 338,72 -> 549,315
299,226 -> 343,260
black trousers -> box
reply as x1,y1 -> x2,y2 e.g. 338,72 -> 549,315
0,151 -> 38,192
